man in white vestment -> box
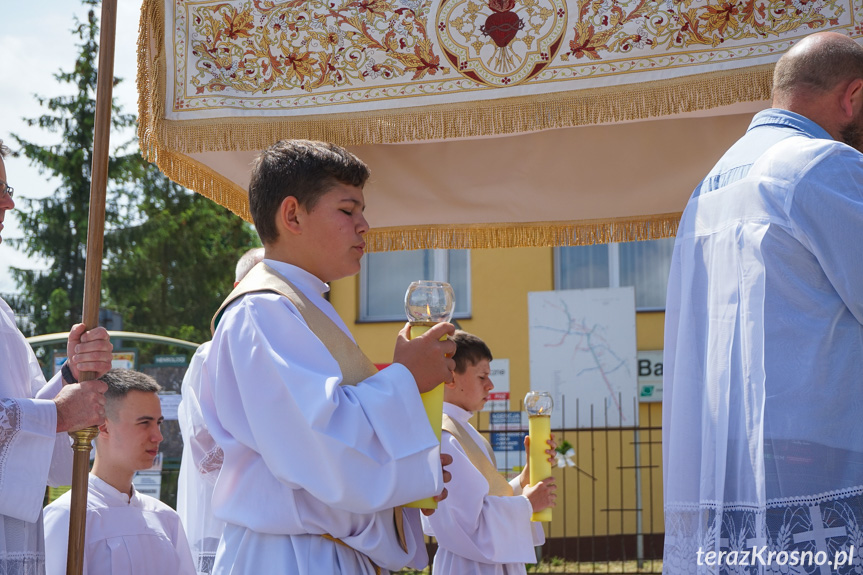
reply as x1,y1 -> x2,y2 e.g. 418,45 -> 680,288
663,33 -> 863,574
177,246 -> 263,574
200,140 -> 456,574
422,331 -> 556,574
43,369 -> 196,575
0,138 -> 113,574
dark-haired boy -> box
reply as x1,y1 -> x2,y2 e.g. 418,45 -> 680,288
423,330 -> 557,575
43,369 -> 196,575
198,140 -> 455,574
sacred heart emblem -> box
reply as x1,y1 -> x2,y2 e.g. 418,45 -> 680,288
482,7 -> 524,48
437,0 -> 567,85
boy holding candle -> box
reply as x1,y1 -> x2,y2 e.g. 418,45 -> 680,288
197,139 -> 456,575
422,330 -> 558,575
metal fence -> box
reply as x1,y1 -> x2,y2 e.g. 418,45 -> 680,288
139,359 -> 666,573
421,396 -> 665,574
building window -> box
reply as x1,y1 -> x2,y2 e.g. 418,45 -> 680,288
359,249 -> 471,322
555,238 -> 675,311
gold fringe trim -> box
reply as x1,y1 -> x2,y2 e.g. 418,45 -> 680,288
364,215 -> 681,251
137,0 -> 774,153
137,0 -> 250,222
138,0 -> 696,246
149,66 -> 773,154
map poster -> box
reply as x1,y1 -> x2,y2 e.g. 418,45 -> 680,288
528,287 -> 637,429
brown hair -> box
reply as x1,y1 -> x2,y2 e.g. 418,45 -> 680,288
452,330 -> 493,374
248,140 -> 370,245
100,369 -> 161,417
774,33 -> 863,98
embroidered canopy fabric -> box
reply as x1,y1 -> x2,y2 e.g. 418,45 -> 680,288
137,0 -> 860,249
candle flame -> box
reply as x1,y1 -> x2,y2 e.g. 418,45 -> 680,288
426,303 -> 431,318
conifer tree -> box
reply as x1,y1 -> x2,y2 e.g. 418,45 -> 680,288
11,1 -> 258,343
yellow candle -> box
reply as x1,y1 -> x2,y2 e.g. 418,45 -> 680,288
528,414 -> 552,522
404,322 -> 445,509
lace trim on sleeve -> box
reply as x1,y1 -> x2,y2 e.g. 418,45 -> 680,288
198,445 -> 223,475
0,399 -> 22,487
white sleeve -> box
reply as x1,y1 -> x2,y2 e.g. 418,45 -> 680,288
0,397 -> 60,522
35,371 -> 74,487
787,144 -> 863,324
42,499 -> 72,575
177,343 -> 224,570
206,294 -> 442,514
422,432 -> 538,565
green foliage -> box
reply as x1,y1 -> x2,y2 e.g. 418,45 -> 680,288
10,5 -> 138,335
11,0 -> 259,343
556,439 -> 574,454
102,166 -> 257,344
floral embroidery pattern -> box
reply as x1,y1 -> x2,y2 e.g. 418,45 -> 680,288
563,0 -> 846,62
169,0 -> 858,116
188,0 -> 444,97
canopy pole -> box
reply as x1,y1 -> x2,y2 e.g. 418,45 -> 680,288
65,0 -> 117,573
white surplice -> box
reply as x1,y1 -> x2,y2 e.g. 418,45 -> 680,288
422,403 -> 544,575
200,260 -> 443,574
0,296 -> 72,575
664,109 -> 863,574
43,474 -> 196,575
177,341 -> 224,574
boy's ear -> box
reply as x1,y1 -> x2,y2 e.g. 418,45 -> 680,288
98,421 -> 109,435
277,196 -> 303,235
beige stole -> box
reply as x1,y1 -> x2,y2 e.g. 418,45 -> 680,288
211,262 -> 407,552
442,413 -> 514,497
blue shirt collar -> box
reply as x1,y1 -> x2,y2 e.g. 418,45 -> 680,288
747,108 -> 834,141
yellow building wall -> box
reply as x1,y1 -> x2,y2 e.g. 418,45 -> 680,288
329,246 -> 665,539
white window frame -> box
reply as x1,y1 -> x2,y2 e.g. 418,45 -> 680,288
554,242 -> 669,312
358,249 -> 472,322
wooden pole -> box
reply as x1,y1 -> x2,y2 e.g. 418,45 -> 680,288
65,1 -> 118,573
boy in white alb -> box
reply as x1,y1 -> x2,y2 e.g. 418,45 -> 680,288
423,330 -> 557,574
43,369 -> 196,575
199,140 -> 456,574
177,247 -> 264,574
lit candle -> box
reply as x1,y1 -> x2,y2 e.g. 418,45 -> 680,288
403,280 -> 455,509
525,390 -> 553,522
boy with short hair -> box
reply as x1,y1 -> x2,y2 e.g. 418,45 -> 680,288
423,330 -> 557,575
198,140 -> 456,574
43,369 -> 196,575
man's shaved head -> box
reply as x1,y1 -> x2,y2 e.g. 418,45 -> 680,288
773,33 -> 863,101
772,32 -> 863,151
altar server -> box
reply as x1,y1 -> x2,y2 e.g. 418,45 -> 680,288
200,139 -> 455,574
423,330 -> 557,574
43,369 -> 196,575
177,246 -> 262,574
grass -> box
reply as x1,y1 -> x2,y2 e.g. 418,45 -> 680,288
397,559 -> 663,574
527,559 -> 664,573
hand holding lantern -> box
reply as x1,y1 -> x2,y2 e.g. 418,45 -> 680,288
525,390 -> 554,522
404,281 -> 455,509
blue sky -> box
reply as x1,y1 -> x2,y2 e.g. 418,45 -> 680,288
1,0 -> 143,293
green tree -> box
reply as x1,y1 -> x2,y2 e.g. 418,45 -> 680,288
102,167 -> 257,344
12,1 -> 258,343
10,3 -> 138,334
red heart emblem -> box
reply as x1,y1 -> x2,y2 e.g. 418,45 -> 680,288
481,10 -> 523,48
